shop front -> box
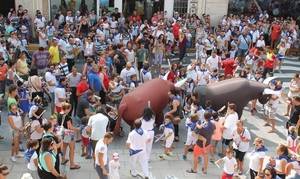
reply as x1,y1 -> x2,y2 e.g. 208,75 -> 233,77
122,0 -> 164,20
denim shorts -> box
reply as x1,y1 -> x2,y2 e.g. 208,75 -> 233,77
62,131 -> 75,143
95,165 -> 108,179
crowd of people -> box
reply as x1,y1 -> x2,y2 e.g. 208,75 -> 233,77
0,3 -> 300,179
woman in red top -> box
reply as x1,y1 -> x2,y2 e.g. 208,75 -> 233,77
167,64 -> 178,83
0,57 -> 8,94
172,22 -> 180,41
270,21 -> 281,49
99,66 -> 109,104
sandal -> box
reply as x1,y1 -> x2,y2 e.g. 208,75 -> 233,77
61,159 -> 69,165
186,169 -> 197,173
0,163 -> 8,170
70,164 -> 81,170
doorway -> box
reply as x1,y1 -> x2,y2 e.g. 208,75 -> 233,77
0,0 -> 15,16
123,0 -> 164,20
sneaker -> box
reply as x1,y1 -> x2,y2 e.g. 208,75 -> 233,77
16,153 -> 24,158
183,155 -> 187,160
10,156 -> 16,162
188,148 -> 194,152
166,152 -> 173,156
159,154 -> 166,160
85,155 -> 92,159
130,170 -> 137,177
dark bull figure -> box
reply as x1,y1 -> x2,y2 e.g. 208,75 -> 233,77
114,78 -> 270,133
193,78 -> 270,117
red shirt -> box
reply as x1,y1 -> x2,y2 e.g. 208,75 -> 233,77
76,81 -> 89,97
222,58 -> 237,77
0,63 -> 8,81
101,72 -> 109,90
264,56 -> 276,69
98,57 -> 106,67
271,24 -> 281,41
129,15 -> 141,24
249,47 -> 260,57
172,23 -> 180,40
167,71 -> 177,83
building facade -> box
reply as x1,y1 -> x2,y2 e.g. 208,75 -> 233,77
9,0 -> 229,26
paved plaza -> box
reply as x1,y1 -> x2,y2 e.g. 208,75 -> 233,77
0,55 -> 299,178
0,94 -> 290,179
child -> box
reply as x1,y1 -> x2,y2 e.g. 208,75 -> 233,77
287,126 -> 298,153
159,67 -> 167,79
215,147 -> 237,179
276,41 -> 288,72
209,69 -> 219,84
229,44 -> 237,59
195,120 -> 208,148
159,115 -> 175,159
129,74 -> 138,92
25,140 -> 39,179
109,153 -> 120,179
81,116 -> 92,159
183,114 -> 199,160
165,40 -> 174,59
211,111 -> 223,161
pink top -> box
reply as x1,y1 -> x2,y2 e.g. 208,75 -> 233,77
212,119 -> 223,141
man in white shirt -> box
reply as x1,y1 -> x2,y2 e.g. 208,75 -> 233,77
232,120 -> 251,174
87,111 -> 109,152
34,13 -> 46,29
45,65 -> 57,114
65,10 -> 74,25
206,51 -> 220,72
126,119 -> 150,179
222,103 -> 239,155
197,64 -> 210,86
140,63 -> 152,83
95,132 -> 114,179
120,62 -> 136,84
216,31 -> 227,51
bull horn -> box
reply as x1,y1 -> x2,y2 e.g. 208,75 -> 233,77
175,78 -> 188,88
263,88 -> 281,96
263,77 -> 279,85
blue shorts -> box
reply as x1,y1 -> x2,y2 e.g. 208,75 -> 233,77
277,54 -> 285,61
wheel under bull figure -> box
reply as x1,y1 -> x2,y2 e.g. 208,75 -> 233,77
114,78 -> 272,134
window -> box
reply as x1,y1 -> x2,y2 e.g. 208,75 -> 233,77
173,0 -> 188,15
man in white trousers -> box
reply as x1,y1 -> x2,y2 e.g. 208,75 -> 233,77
126,119 -> 150,179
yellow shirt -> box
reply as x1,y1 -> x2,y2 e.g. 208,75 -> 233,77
49,46 -> 60,64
